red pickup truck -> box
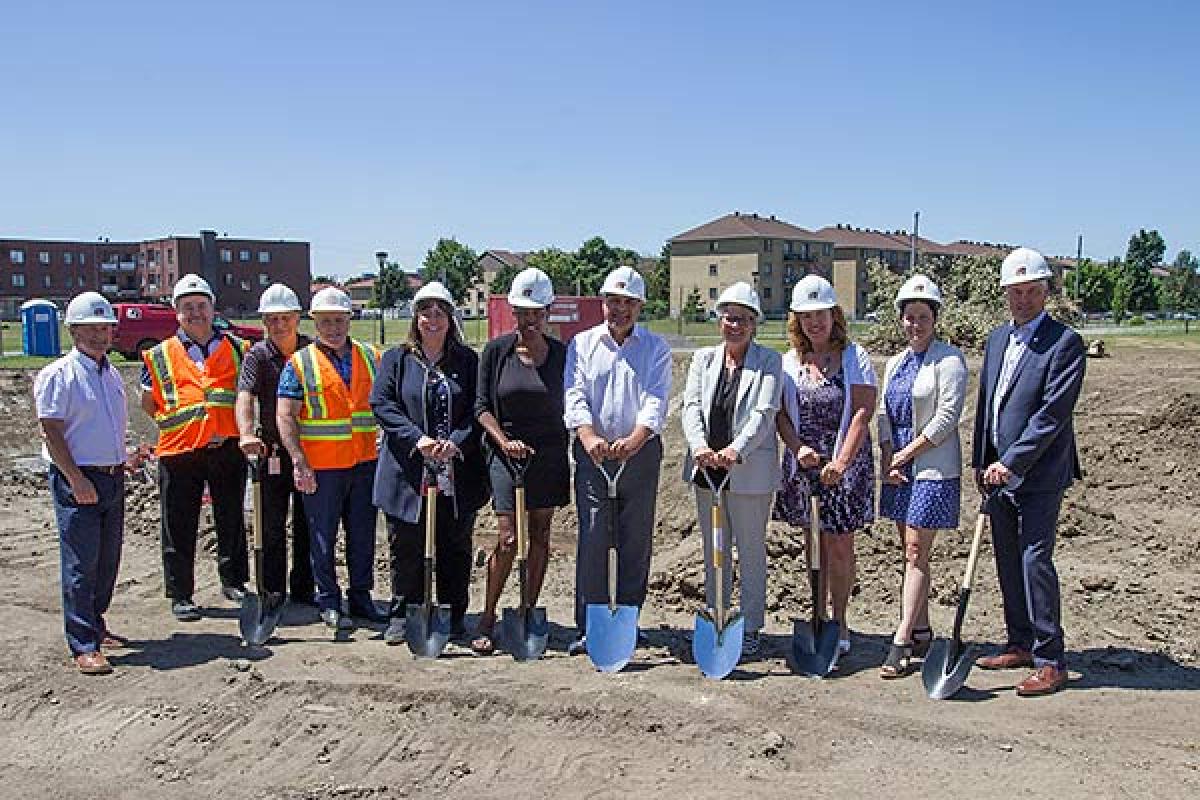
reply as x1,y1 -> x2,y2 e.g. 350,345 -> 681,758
112,303 -> 263,361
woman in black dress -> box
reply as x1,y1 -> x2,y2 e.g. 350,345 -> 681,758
470,267 -> 570,655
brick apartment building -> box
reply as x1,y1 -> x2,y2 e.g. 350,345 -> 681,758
0,230 -> 311,319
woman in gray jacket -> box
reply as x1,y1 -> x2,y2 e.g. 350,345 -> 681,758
877,275 -> 968,678
681,282 -> 782,657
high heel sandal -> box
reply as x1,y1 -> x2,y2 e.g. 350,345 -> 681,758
912,627 -> 934,658
880,641 -> 914,679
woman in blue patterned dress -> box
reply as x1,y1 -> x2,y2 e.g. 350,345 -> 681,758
876,275 -> 968,678
774,276 -> 876,658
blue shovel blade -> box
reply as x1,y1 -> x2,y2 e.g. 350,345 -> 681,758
792,618 -> 841,678
585,603 -> 639,673
693,610 -> 745,680
405,602 -> 452,659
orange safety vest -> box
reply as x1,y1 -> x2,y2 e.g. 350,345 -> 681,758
143,334 -> 245,456
290,339 -> 380,470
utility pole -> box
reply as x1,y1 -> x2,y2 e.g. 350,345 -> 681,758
910,211 -> 920,271
1075,234 -> 1083,303
375,251 -> 388,345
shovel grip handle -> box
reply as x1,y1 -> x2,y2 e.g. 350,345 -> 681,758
424,485 -> 438,559
607,547 -> 618,609
961,512 -> 988,592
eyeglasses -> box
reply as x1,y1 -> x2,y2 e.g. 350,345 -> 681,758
720,313 -> 754,326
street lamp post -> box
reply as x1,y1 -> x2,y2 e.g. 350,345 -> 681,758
376,250 -> 388,345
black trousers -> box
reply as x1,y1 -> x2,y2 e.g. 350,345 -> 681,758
386,500 -> 475,623
158,439 -> 249,600
257,448 -> 314,599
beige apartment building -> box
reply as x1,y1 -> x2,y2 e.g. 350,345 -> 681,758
668,212 -> 834,318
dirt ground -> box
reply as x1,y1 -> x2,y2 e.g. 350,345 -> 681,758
0,341 -> 1197,799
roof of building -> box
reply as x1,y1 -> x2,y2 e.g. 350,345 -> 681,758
814,225 -> 919,251
479,249 -> 529,269
670,212 -> 822,243
344,278 -> 375,289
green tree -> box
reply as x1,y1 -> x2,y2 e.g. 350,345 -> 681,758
488,263 -> 522,297
371,260 -> 411,309
1160,250 -> 1200,312
682,286 -> 703,321
421,238 -> 479,304
526,247 -> 587,294
1122,229 -> 1165,311
1076,258 -> 1117,312
643,242 -> 671,318
1112,271 -> 1131,323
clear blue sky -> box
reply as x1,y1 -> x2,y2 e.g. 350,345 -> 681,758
2,1 -> 1196,277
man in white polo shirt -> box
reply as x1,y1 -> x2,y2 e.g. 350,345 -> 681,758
563,266 -> 672,655
34,292 -> 133,675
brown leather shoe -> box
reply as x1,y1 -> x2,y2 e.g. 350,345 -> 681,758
1016,665 -> 1068,697
976,646 -> 1034,670
74,651 -> 113,675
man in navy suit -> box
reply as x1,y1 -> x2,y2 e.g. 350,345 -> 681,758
971,247 -> 1086,697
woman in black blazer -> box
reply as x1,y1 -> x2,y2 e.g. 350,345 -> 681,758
370,282 -> 489,643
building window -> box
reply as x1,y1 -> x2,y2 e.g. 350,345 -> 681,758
763,239 -> 773,252
708,241 -> 719,253
258,251 -> 271,264
259,273 -> 269,286
80,252 -> 87,265
784,241 -> 795,255
823,243 -> 833,257
38,251 -> 50,265
762,263 -> 772,275
708,264 -> 718,277
224,273 -> 234,286
78,276 -> 86,287
708,287 -> 718,300
220,249 -> 233,263
167,250 -> 174,264
239,249 -> 251,262
64,252 -> 73,266
9,250 -> 24,264
43,275 -> 52,288
763,287 -> 772,299
11,274 -> 25,288
240,279 -> 251,290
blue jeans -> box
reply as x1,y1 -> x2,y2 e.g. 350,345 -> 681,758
50,465 -> 124,655
301,460 -> 378,612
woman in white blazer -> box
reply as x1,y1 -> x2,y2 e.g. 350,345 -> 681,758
681,282 -> 782,657
876,275 -> 968,678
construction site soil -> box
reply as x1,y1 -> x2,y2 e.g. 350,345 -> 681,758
0,340 -> 1196,798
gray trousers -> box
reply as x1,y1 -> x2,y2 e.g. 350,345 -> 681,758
694,487 -> 771,633
573,436 -> 663,633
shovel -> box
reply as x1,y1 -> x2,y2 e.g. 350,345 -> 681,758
239,454 -> 283,647
922,499 -> 991,699
586,459 -> 639,673
791,476 -> 840,677
692,466 -> 745,679
501,454 -> 549,661
406,464 -> 453,658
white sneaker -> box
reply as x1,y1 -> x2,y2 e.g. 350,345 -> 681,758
567,636 -> 587,656
838,638 -> 852,655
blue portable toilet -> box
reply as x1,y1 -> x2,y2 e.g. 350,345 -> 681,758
20,299 -> 61,357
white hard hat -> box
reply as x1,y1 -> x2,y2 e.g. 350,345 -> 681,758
257,283 -> 302,314
599,266 -> 645,301
413,281 -> 455,307
894,274 -> 944,312
790,274 -> 837,312
716,282 -> 762,320
507,268 -> 555,309
310,286 -> 353,314
64,291 -> 116,325
172,273 -> 215,306
1000,247 -> 1053,287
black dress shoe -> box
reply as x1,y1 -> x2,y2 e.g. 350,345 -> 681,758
221,585 -> 247,603
347,601 -> 388,624
172,599 -> 201,622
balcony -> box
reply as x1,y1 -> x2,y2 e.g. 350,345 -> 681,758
118,260 -> 137,271
101,283 -> 119,294
118,288 -> 140,298
782,252 -> 815,263
100,262 -> 119,272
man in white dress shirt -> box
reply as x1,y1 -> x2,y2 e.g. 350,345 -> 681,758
563,266 -> 671,655
34,292 -> 134,675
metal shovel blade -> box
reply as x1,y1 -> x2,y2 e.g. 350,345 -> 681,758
692,609 -> 745,680
792,618 -> 841,678
405,601 -> 452,659
501,605 -> 549,662
238,591 -> 284,647
585,603 -> 639,673
922,638 -> 975,700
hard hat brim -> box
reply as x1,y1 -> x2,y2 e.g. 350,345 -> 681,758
507,297 -> 552,309
601,288 -> 645,301
999,273 -> 1051,288
716,300 -> 763,320
789,300 -> 837,313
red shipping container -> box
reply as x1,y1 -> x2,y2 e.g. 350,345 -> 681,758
487,295 -> 605,344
